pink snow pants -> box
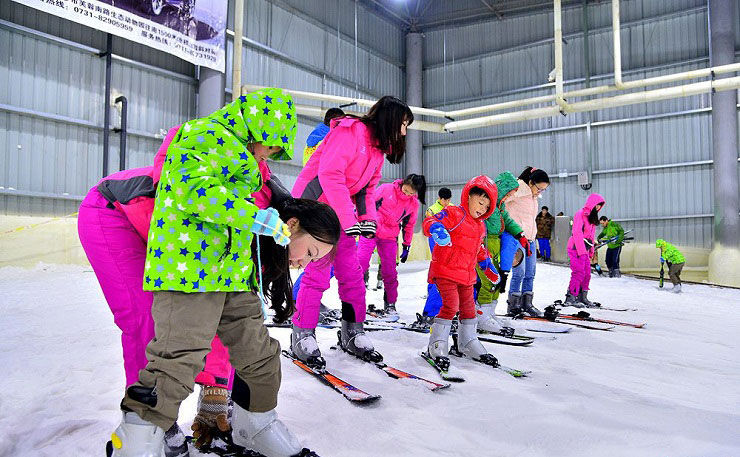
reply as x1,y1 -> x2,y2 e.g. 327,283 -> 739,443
357,237 -> 399,304
567,247 -> 592,295
292,231 -> 366,328
77,188 -> 233,388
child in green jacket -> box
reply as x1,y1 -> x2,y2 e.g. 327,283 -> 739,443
656,238 -> 686,293
109,88 -> 339,457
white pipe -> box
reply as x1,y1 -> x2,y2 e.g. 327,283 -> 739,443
293,104 -> 446,133
612,0 -> 623,88
242,84 -> 449,118
445,75 -> 740,131
232,0 -> 244,101
445,62 -> 740,118
553,0 -> 568,111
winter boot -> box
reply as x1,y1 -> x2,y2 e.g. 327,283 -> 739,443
672,284 -> 682,294
339,320 -> 383,362
231,404 -> 314,457
614,268 -> 621,278
564,291 -> 582,308
608,269 -> 615,278
577,290 -> 599,308
290,326 -> 325,370
375,278 -> 384,290
163,423 -> 189,457
456,318 -> 498,366
107,411 -> 165,457
476,301 -> 512,335
520,292 -> 543,317
363,270 -> 370,289
506,293 -> 523,316
426,318 -> 452,370
383,302 -> 398,317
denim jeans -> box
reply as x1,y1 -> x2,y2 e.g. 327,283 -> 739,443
509,240 -> 537,294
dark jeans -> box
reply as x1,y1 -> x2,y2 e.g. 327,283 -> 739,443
605,246 -> 622,271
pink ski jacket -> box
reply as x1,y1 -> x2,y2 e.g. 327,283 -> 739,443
291,117 -> 385,230
567,193 -> 606,257
374,179 -> 419,245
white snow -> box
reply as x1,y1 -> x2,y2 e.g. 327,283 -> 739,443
1,261 -> 739,457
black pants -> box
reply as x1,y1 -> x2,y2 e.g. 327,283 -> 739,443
605,246 -> 622,271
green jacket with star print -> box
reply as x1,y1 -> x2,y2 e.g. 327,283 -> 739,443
143,88 -> 297,293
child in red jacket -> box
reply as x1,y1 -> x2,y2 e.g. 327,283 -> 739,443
422,176 -> 501,369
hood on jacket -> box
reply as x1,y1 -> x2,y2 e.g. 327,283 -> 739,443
656,239 -> 666,249
583,193 -> 606,214
211,87 -> 297,161
306,122 -> 330,148
494,171 -> 519,206
461,175 -> 498,221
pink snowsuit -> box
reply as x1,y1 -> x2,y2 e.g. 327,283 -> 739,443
357,179 -> 419,305
78,127 -> 274,388
291,117 -> 386,328
566,193 -> 605,295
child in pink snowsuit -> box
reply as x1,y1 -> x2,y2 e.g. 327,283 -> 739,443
565,193 -> 605,308
290,96 -> 413,365
357,174 -> 425,314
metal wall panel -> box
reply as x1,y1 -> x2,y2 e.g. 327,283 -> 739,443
420,3 -> 728,248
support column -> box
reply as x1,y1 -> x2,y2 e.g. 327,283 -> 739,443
197,67 -> 226,118
405,32 -> 423,177
708,0 -> 740,286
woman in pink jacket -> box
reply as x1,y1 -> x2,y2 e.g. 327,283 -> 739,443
290,96 -> 413,368
357,174 -> 426,317
565,193 -> 605,308
77,127 -> 277,452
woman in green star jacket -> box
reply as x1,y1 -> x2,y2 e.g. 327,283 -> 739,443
108,88 -> 339,457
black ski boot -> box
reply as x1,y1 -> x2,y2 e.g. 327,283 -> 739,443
520,292 -> 543,317
506,293 -> 523,316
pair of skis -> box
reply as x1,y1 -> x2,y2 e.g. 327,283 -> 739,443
281,344 -> 450,405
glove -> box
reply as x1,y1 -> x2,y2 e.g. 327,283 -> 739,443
516,233 -> 532,257
358,220 -> 377,238
478,257 -> 500,285
429,222 -> 451,246
191,386 -> 231,449
251,208 -> 291,246
344,223 -> 362,237
495,271 -> 509,294
660,257 -> 665,264
400,244 -> 410,263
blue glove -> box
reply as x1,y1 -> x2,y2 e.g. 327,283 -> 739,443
251,208 -> 291,246
429,222 -> 451,246
660,257 -> 665,264
400,245 -> 410,263
478,257 -> 500,285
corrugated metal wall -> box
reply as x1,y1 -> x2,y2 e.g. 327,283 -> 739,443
422,0 -> 739,249
0,0 -> 404,217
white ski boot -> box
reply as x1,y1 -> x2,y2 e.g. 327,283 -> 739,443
339,320 -> 383,362
107,411 -> 165,457
290,326 -> 325,370
426,318 -> 452,370
476,301 -> 511,335
455,318 -> 498,366
231,405 -> 311,457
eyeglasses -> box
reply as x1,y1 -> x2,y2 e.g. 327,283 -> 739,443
534,183 -> 548,194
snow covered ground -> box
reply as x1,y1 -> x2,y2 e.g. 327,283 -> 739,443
1,261 -> 739,457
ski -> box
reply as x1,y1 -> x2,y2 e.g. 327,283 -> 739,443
281,350 -> 381,404
419,351 -> 466,382
476,332 -> 534,346
553,300 -> 636,312
188,436 -> 320,457
495,315 -> 572,333
186,436 -> 264,457
515,315 -> 615,331
555,311 -> 645,328
448,338 -> 531,378
330,342 -> 450,392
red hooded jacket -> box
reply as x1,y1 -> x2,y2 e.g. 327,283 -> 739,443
422,175 -> 498,285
